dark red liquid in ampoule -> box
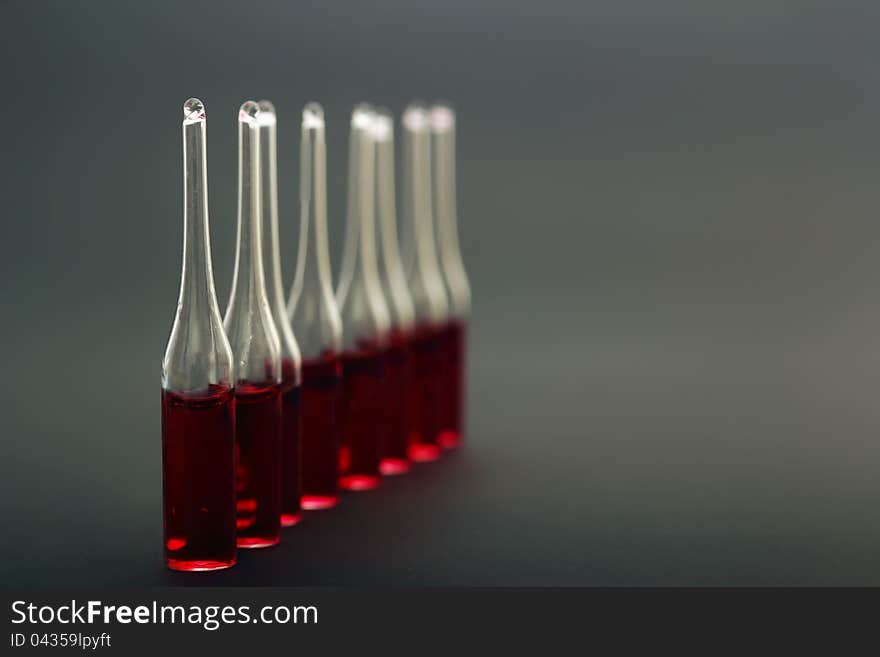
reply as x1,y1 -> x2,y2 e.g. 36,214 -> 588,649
300,355 -> 343,510
162,386 -> 236,571
380,331 -> 412,475
439,320 -> 466,449
280,359 -> 302,527
235,384 -> 282,548
407,324 -> 446,462
339,345 -> 386,490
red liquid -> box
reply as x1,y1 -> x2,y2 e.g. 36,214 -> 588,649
162,386 -> 236,571
280,359 -> 302,527
380,331 -> 411,475
301,355 -> 343,510
407,324 -> 445,462
339,345 -> 385,491
235,384 -> 282,548
439,320 -> 466,449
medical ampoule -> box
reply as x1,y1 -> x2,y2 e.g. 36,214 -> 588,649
287,103 -> 344,510
161,99 -> 236,571
257,101 -> 304,527
336,106 -> 391,490
224,101 -> 283,548
431,104 -> 471,450
372,108 -> 415,475
401,104 -> 449,462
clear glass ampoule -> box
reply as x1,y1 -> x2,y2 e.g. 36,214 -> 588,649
401,103 -> 450,462
336,105 -> 391,491
372,108 -> 415,475
431,103 -> 471,450
161,98 -> 236,572
223,101 -> 283,548
257,100 -> 304,528
287,103 -> 344,510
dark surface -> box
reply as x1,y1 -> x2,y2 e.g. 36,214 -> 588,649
2,0 -> 880,586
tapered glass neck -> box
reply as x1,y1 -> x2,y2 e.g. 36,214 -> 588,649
258,107 -> 285,321
228,104 -> 268,315
163,99 -> 233,393
286,103 -> 342,358
179,101 -> 219,310
374,112 -> 414,330
258,101 -> 301,373
291,104 -> 335,302
432,104 -> 471,317
338,108 -> 384,308
223,102 -> 282,386
402,107 -> 444,286
432,106 -> 464,266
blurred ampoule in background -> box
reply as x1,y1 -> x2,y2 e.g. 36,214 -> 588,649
372,108 -> 416,475
223,101 -> 283,549
257,100 -> 304,527
400,103 -> 449,462
431,103 -> 471,449
336,105 -> 392,490
287,103 -> 344,511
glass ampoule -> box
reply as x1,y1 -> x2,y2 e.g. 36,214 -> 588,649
372,108 -> 416,475
161,98 -> 236,572
224,101 -> 283,548
336,106 -> 392,490
401,103 -> 450,462
257,100 -> 304,527
287,103 -> 344,510
431,103 -> 471,450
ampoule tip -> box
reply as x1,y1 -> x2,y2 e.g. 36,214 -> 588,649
371,110 -> 393,142
183,98 -> 206,124
402,103 -> 429,132
302,103 -> 325,129
239,100 -> 261,123
430,104 -> 455,132
257,100 -> 277,125
351,103 -> 374,130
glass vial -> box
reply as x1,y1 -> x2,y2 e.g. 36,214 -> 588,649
372,108 -> 415,475
161,98 -> 236,572
336,105 -> 391,491
431,104 -> 471,450
224,101 -> 283,548
287,103 -> 344,510
401,103 -> 449,462
257,100 -> 304,527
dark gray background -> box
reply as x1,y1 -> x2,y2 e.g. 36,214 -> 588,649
2,0 -> 880,586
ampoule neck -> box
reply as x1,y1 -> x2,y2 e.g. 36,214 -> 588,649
224,101 -> 281,385
179,102 -> 218,307
288,103 -> 342,358
373,112 -> 415,331
293,107 -> 335,297
163,98 -> 233,393
258,100 -> 302,382
337,107 -> 390,347
402,105 -> 448,324
432,104 -> 471,319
